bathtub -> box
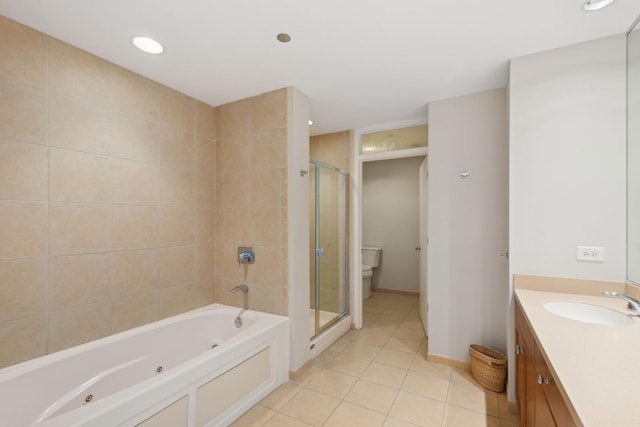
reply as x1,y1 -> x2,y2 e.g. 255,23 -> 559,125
0,303 -> 289,427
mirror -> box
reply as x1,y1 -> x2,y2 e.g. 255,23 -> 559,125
628,17 -> 640,283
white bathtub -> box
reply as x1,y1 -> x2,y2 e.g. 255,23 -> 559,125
0,304 -> 289,427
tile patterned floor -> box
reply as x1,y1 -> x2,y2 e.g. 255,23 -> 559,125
231,293 -> 520,427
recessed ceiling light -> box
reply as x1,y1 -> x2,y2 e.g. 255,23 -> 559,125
583,0 -> 616,11
308,119 -> 314,126
131,36 -> 164,54
277,33 -> 291,43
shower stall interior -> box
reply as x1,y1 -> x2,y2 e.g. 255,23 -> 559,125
309,160 -> 349,339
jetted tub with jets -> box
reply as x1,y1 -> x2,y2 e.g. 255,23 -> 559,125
0,304 -> 289,427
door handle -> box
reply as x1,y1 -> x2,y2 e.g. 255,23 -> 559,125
316,248 -> 324,257
500,251 -> 509,259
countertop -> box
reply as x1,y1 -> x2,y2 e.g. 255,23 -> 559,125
515,289 -> 640,427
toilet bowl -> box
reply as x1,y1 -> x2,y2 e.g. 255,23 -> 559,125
362,265 -> 373,299
361,246 -> 382,299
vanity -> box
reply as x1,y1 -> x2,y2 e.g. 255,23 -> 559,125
513,275 -> 640,427
509,9 -> 640,427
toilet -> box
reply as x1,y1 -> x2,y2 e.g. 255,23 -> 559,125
362,246 -> 382,299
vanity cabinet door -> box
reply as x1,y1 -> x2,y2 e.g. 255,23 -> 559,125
534,343 -> 578,427
533,379 -> 557,427
516,300 -> 578,427
516,301 -> 536,427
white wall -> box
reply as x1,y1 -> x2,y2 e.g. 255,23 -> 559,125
507,34 -> 626,399
509,34 -> 627,283
362,157 -> 424,292
427,88 -> 509,361
287,87 -> 311,372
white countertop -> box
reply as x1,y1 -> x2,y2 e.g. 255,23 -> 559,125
515,289 -> 640,427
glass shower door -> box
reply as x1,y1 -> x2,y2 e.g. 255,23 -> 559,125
310,160 -> 348,338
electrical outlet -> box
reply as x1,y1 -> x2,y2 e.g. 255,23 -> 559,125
576,246 -> 604,262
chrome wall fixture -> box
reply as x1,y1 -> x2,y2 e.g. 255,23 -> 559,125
237,247 -> 255,265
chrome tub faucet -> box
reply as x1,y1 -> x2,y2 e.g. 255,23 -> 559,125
230,284 -> 249,327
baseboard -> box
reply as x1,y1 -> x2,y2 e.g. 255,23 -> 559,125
427,353 -> 471,371
507,400 -> 519,415
372,287 -> 419,297
289,359 -> 313,381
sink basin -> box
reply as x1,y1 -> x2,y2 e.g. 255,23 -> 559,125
544,301 -> 634,326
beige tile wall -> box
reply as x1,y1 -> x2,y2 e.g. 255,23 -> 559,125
213,89 -> 289,316
0,15 -> 217,368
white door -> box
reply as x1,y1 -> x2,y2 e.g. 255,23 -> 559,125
418,157 -> 428,335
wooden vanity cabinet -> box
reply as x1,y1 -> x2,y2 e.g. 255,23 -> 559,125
515,301 -> 577,427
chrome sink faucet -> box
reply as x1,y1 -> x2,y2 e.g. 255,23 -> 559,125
230,284 -> 249,327
602,291 -> 640,316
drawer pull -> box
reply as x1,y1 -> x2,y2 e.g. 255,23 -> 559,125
515,345 -> 522,355
537,374 -> 549,385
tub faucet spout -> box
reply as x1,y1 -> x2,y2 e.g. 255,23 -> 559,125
230,285 -> 249,328
602,291 -> 640,315
230,284 -> 249,294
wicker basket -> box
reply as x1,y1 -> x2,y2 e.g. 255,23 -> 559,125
469,344 -> 507,392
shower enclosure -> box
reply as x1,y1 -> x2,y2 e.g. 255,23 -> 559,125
309,160 -> 349,339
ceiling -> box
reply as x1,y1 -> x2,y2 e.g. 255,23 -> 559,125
0,0 -> 639,136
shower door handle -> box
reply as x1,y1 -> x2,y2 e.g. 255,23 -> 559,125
316,248 -> 325,257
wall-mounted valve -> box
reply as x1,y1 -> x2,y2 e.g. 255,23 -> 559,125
237,247 -> 255,265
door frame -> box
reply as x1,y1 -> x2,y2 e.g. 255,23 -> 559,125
351,119 -> 428,329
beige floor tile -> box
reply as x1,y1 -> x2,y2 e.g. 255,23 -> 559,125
374,316 -> 405,327
410,357 -> 452,380
383,416 -> 420,427
450,368 -> 477,385
363,323 -> 398,336
327,354 -> 371,376
447,381 -> 500,417
291,365 -> 323,386
355,329 -> 392,347
305,369 -> 358,399
393,327 -> 427,341
312,349 -> 340,367
399,318 -> 424,330
279,388 -> 340,426
389,391 -> 445,427
363,312 -> 379,323
259,382 -> 302,410
324,401 -> 386,427
230,404 -> 275,426
442,405 -> 501,427
377,312 -> 407,323
361,362 -> 408,389
343,342 -> 383,360
384,336 -> 422,354
329,336 -> 351,352
374,348 -> 415,369
363,305 -> 387,315
344,328 -> 361,341
401,371 -> 450,402
262,413 -> 312,427
235,295 -> 524,427
344,379 -> 399,414
382,307 -> 412,317
390,301 -> 417,311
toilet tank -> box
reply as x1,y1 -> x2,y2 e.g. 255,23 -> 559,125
362,246 -> 382,268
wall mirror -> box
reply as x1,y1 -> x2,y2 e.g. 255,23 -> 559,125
628,16 -> 640,283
